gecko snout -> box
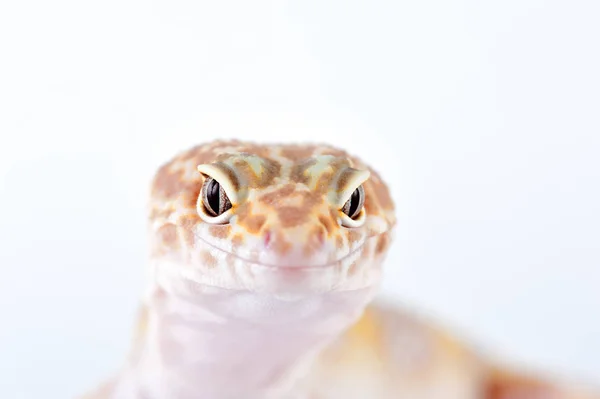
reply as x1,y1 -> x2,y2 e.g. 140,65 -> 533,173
254,210 -> 340,267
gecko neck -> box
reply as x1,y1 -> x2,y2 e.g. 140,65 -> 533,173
116,260 -> 378,399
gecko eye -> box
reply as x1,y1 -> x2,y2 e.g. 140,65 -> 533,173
341,185 -> 365,220
201,177 -> 232,217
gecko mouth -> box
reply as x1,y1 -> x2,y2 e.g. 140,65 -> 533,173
192,229 -> 377,270
157,232 -> 382,295
152,229 -> 389,294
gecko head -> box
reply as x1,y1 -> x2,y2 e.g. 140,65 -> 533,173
149,140 -> 395,293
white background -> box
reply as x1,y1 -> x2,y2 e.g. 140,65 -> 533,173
1,1 -> 599,398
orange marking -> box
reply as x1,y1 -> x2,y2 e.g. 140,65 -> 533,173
375,234 -> 389,254
157,224 -> 178,247
290,159 -> 316,184
335,235 -> 344,249
244,214 -> 266,234
200,251 -> 218,268
270,233 -> 292,255
231,234 -> 244,248
304,226 -> 325,255
319,214 -> 336,236
208,225 -> 232,239
277,206 -> 309,228
348,229 -> 362,245
313,171 -> 334,194
236,202 -> 266,234
258,184 -> 296,206
280,145 -> 320,161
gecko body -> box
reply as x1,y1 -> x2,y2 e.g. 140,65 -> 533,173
82,140 -> 598,399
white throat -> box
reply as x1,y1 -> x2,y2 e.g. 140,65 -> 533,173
113,260 -> 379,399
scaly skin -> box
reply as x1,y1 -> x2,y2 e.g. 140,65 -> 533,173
82,140 -> 598,399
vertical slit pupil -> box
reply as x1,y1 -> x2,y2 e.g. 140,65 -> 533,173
348,188 -> 360,217
207,179 -> 221,214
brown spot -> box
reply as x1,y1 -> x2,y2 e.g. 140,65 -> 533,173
329,156 -> 351,170
277,206 -> 309,228
347,260 -> 360,277
156,224 -> 179,247
236,201 -> 267,235
336,235 -> 344,249
181,180 -> 202,209
177,215 -> 198,246
290,159 -> 316,185
231,234 -> 244,248
348,229 -> 362,244
258,184 -> 296,206
208,225 -> 232,239
314,226 -> 325,243
335,168 -> 354,192
178,213 -> 200,227
313,170 -> 334,194
255,159 -> 281,188
330,208 -> 340,221
271,234 -> 292,255
280,145 -> 319,162
304,226 -> 325,255
299,190 -> 321,209
200,251 -> 218,268
235,201 -> 252,217
242,214 -> 266,235
375,234 -> 390,254
180,229 -> 194,247
152,165 -> 185,198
